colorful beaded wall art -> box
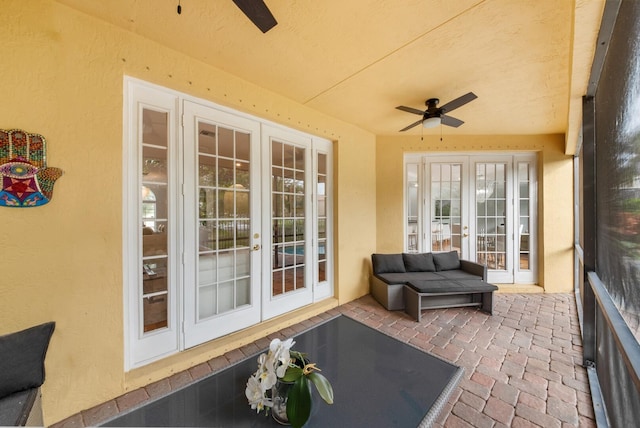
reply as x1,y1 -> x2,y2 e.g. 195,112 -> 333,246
0,129 -> 63,207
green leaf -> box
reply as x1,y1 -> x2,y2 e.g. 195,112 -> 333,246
286,376 -> 312,428
282,366 -> 303,382
308,372 -> 334,404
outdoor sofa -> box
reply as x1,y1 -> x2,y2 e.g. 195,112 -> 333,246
370,251 -> 498,321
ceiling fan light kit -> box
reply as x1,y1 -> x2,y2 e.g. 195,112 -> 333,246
396,92 -> 478,132
422,116 -> 441,128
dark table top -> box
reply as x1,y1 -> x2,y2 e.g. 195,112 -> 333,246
104,315 -> 462,427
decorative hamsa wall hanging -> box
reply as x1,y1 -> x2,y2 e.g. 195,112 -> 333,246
0,129 -> 63,207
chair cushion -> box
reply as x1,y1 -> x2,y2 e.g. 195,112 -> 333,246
372,254 -> 406,274
402,253 -> 436,272
433,251 -> 461,271
0,322 -> 55,399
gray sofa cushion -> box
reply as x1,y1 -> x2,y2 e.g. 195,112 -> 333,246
433,251 -> 461,271
0,322 -> 55,399
376,271 -> 444,284
407,279 -> 497,294
372,253 -> 406,274
402,253 -> 436,272
436,270 -> 482,280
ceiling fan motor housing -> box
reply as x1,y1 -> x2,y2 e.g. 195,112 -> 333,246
425,98 -> 441,118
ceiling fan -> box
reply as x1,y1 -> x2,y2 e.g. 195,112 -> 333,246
232,0 -> 278,33
396,92 -> 477,132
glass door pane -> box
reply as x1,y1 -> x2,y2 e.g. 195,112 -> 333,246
518,162 -> 531,270
317,153 -> 327,283
475,162 -> 507,271
430,163 -> 462,254
407,163 -> 419,252
197,124 -> 252,320
271,141 -> 306,296
141,109 -> 169,334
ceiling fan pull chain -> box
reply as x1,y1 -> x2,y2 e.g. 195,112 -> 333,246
177,1 -> 182,15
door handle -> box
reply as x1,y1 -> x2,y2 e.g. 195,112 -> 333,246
463,233 -> 469,237
252,244 -> 261,251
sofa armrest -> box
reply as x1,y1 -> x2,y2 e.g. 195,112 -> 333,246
460,259 -> 487,281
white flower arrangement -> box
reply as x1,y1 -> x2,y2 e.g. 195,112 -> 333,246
245,337 -> 334,428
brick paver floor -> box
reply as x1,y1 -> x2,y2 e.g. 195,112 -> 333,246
53,293 -> 594,427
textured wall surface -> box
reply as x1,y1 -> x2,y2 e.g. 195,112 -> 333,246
0,0 -> 376,424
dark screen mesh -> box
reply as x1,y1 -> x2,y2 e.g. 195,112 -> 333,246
595,0 -> 640,341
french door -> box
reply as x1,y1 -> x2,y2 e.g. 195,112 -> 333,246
183,101 -> 262,347
125,78 -> 333,368
261,126 -> 314,319
413,154 -> 537,284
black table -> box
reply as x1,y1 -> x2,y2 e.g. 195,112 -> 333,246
104,315 -> 462,427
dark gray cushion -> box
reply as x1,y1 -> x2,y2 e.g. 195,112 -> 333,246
371,254 -> 406,274
436,270 -> 482,280
402,253 -> 436,272
376,271 -> 444,284
0,322 -> 55,399
407,279 -> 497,294
433,251 -> 461,271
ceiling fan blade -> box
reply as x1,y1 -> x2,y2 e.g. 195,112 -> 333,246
441,115 -> 464,128
439,92 -> 477,114
396,105 -> 425,116
232,0 -> 278,33
399,119 -> 424,132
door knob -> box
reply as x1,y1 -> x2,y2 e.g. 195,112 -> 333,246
252,244 -> 261,251
463,233 -> 469,237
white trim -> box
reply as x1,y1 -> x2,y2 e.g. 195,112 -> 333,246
123,79 -> 181,370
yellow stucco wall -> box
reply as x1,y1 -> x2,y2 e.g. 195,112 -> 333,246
0,1 -> 376,424
375,134 -> 574,293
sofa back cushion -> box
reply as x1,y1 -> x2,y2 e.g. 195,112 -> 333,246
402,253 -> 436,272
0,322 -> 55,399
433,251 -> 461,271
371,254 -> 406,274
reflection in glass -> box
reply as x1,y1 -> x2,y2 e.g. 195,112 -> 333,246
196,121 -> 253,320
476,163 -> 507,270
518,162 -> 532,271
218,127 -> 234,158
141,107 -> 170,335
142,109 -> 168,147
272,141 -> 306,295
236,278 -> 251,306
431,163 -> 462,253
199,155 -> 216,186
142,258 -> 168,332
198,124 -> 216,155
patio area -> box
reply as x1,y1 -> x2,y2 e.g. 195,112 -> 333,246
53,293 -> 594,427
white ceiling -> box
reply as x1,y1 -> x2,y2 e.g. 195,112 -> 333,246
56,0 -> 605,153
